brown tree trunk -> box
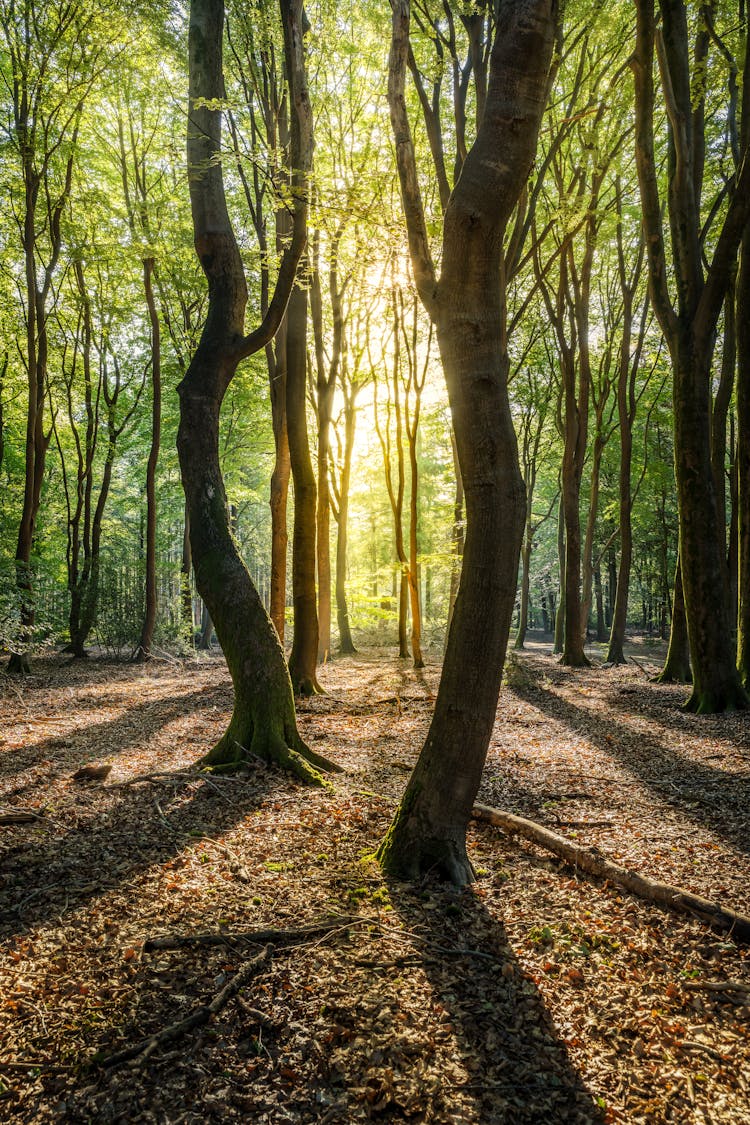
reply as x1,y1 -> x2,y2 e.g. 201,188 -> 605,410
181,502 -> 193,633
554,493 -> 565,655
513,539 -> 532,650
738,224 -> 750,685
179,0 -> 334,781
268,322 -> 290,643
632,0 -> 749,711
657,555 -> 692,683
286,282 -> 321,695
335,400 -> 357,654
377,0 -> 555,883
446,427 -> 464,637
135,258 -> 161,662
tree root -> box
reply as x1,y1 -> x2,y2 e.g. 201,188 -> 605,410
472,803 -> 750,944
94,945 -> 272,1068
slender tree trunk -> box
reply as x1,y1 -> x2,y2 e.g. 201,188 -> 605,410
594,565 -> 606,641
657,555 -> 692,683
181,502 -> 193,633
580,429 -> 603,643
554,493 -> 565,655
513,538 -> 532,650
286,282 -> 321,695
135,258 -> 161,661
737,224 -> 750,685
268,322 -> 290,642
335,402 -> 357,654
446,427 -> 464,636
316,375 -> 335,663
378,0 -> 555,883
407,422 -> 424,668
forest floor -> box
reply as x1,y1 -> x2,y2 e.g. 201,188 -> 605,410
1,640 -> 749,1124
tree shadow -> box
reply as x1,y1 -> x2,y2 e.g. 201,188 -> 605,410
0,684 -> 231,783
382,885 -> 605,1123
503,660 -> 750,860
0,754 -> 278,944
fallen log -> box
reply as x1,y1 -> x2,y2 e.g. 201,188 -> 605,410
472,804 -> 750,944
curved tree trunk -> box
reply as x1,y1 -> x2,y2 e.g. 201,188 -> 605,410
377,0 -> 555,884
179,0 -> 334,782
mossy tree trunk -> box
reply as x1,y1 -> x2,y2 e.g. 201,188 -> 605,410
377,0 -> 556,884
179,0 -> 336,781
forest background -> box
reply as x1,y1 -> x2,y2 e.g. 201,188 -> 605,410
0,0 -> 726,684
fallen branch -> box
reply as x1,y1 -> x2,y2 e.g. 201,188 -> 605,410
682,979 -> 750,994
472,803 -> 750,944
142,915 -> 355,953
0,809 -> 47,825
95,945 -> 272,1068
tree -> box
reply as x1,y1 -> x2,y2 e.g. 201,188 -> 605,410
377,0 -> 557,883
178,0 -> 336,780
632,0 -> 750,711
1,0 -> 104,670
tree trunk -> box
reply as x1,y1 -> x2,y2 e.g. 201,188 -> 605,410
181,502 -> 193,633
513,539 -> 532,650
268,321 -> 290,642
657,555 -> 692,683
407,422 -> 424,669
335,399 -> 357,654
286,282 -> 321,695
135,258 -> 162,662
179,0 -> 334,782
446,427 -> 464,637
316,374 -> 335,663
377,0 -> 555,884
736,223 -> 750,685
554,494 -> 565,654
674,336 -> 745,710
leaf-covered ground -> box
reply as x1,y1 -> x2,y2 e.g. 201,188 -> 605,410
1,642 -> 749,1123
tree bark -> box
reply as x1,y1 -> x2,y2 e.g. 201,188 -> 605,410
179,0 -> 334,781
632,0 -> 749,711
334,397 -> 357,654
286,281 -> 321,695
378,0 -> 556,884
657,555 -> 692,683
135,257 -> 162,662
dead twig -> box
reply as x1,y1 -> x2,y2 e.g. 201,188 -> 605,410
96,946 -> 272,1068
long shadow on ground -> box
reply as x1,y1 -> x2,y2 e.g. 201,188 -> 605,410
502,658 -> 750,862
0,753 -> 281,945
384,887 -> 604,1123
0,683 -> 231,783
